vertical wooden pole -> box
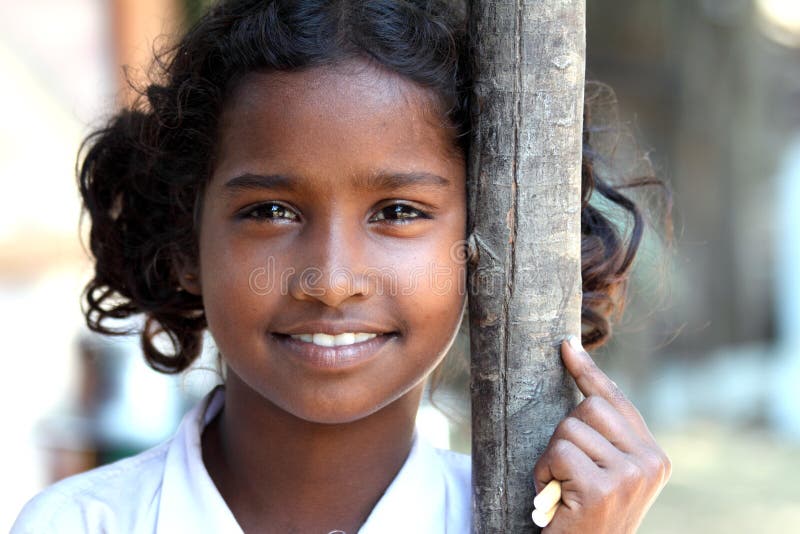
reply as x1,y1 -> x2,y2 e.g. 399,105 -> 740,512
467,1 -> 586,532
110,0 -> 183,106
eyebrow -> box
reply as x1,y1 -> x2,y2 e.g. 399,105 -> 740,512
223,170 -> 451,196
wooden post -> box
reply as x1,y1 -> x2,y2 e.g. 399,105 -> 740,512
110,0 -> 183,106
467,1 -> 586,532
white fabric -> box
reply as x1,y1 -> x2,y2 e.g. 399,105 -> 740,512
11,387 -> 471,534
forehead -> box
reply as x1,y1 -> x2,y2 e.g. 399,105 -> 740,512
211,60 -> 463,185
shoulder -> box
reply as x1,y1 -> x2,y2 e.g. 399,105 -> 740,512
11,388 -> 223,534
10,440 -> 171,533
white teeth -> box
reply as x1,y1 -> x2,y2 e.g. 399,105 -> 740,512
288,332 -> 379,347
334,333 -> 355,346
313,333 -> 336,347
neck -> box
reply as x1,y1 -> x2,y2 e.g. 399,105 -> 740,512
202,372 -> 424,534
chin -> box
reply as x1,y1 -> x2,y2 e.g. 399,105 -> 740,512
286,394 -> 402,426
281,381 -> 425,426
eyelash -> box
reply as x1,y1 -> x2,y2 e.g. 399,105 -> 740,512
237,202 -> 432,225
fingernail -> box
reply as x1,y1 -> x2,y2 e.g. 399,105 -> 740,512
567,335 -> 584,353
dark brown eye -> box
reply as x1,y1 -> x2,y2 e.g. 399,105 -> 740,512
239,202 -> 299,222
370,203 -> 430,224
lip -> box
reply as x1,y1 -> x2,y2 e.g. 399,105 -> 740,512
271,332 -> 398,370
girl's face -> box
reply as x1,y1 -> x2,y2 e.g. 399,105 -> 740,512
188,60 -> 467,424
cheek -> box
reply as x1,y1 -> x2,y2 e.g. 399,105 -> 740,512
197,227 -> 286,344
398,240 -> 466,337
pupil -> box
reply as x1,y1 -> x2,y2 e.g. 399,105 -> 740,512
391,206 -> 409,218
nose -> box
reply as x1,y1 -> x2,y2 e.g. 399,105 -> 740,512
286,219 -> 372,308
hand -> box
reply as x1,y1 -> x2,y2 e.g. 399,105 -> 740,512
532,336 -> 671,533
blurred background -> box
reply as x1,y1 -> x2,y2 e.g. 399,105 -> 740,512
1,0 -> 799,532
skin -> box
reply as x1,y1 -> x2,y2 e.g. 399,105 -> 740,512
181,60 -> 468,533
179,59 -> 670,533
536,339 -> 672,533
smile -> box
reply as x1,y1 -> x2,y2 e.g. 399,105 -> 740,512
288,332 -> 378,346
271,332 -> 397,370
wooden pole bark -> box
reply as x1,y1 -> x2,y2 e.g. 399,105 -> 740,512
466,1 -> 586,532
111,0 -> 183,106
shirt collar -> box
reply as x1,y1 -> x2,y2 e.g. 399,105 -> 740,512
358,429 -> 447,534
156,386 -> 241,534
156,386 -> 450,534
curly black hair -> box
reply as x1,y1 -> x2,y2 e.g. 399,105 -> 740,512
78,0 -> 669,373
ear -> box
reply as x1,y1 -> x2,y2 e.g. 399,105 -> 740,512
174,253 -> 202,296
178,271 -> 202,296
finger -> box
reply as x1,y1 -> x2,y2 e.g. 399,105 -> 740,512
562,337 -> 654,441
534,437 -> 600,493
531,501 -> 559,528
562,336 -> 625,405
571,397 -> 645,453
533,479 -> 561,511
562,404 -> 673,497
553,413 -> 634,460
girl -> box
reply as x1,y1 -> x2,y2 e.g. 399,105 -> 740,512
12,0 -> 671,532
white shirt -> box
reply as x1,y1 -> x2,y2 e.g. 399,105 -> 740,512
11,387 -> 472,534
